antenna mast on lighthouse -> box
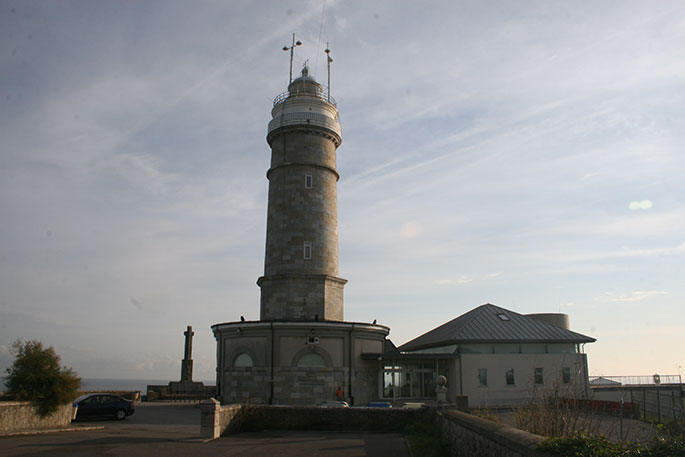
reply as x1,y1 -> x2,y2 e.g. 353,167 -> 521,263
282,33 -> 302,84
325,43 -> 333,102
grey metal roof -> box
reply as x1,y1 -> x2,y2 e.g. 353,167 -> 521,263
398,303 -> 596,351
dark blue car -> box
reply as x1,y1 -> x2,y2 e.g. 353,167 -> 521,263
73,394 -> 135,421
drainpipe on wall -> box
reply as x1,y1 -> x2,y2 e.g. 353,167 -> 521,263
458,348 -> 464,396
348,324 -> 354,405
270,322 -> 275,404
582,344 -> 590,400
215,336 -> 221,400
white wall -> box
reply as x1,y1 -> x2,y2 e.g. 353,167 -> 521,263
460,353 -> 589,408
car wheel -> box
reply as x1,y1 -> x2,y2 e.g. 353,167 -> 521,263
114,409 -> 126,420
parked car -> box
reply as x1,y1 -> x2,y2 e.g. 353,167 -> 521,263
73,394 -> 135,421
401,402 -> 425,409
367,402 -> 392,408
319,400 -> 349,408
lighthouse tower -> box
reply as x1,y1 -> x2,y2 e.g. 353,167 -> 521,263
258,65 -> 346,321
212,46 -> 388,406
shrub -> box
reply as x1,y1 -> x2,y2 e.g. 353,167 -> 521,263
3,340 -> 81,416
403,422 -> 448,457
539,431 -> 685,457
472,408 -> 500,423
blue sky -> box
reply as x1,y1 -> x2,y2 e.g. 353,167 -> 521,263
1,0 -> 684,382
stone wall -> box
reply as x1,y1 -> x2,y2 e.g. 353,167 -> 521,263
200,399 -> 243,440
200,403 -> 430,439
0,402 -> 74,433
240,405 -> 428,433
201,402 -> 556,457
437,409 -> 552,457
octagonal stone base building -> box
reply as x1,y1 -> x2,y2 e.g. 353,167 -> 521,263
213,321 -> 388,405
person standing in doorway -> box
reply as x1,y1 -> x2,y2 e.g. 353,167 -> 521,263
336,386 -> 343,401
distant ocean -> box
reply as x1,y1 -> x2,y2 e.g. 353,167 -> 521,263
0,378 -> 215,393
81,378 -> 215,393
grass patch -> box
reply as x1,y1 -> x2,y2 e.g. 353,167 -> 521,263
403,422 -> 448,457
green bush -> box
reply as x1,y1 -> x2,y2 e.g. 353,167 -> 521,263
538,431 -> 684,457
3,340 -> 81,417
539,432 -> 635,456
403,422 -> 448,457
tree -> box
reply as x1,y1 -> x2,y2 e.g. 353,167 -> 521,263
3,340 -> 81,416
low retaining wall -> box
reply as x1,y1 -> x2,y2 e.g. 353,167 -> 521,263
437,409 -> 552,457
200,400 -> 430,440
241,405 -> 428,432
200,399 -> 243,439
200,400 -> 553,456
0,402 -> 74,433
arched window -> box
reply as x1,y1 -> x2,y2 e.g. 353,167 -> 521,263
233,353 -> 254,368
296,352 -> 326,368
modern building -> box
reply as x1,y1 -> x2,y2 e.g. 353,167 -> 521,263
377,304 -> 595,408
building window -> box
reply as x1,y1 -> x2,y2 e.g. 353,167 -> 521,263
562,367 -> 571,384
505,368 -> 515,385
381,361 -> 447,399
305,173 -> 312,188
303,241 -> 312,259
478,369 -> 488,387
233,353 -> 254,368
535,368 -> 544,385
494,343 -> 520,354
297,352 -> 326,368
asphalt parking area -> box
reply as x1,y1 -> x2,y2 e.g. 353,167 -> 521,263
0,403 -> 411,457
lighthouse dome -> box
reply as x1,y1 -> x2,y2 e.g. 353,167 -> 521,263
288,65 -> 322,95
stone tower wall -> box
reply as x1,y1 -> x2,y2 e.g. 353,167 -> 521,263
259,82 -> 346,321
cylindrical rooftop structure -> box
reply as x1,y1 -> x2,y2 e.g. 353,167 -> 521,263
525,313 -> 570,330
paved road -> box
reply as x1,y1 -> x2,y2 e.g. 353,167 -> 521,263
0,403 -> 411,457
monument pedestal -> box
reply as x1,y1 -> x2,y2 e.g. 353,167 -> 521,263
146,325 -> 216,401
169,381 -> 206,395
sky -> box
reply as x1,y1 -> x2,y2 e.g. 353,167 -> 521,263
1,0 -> 684,384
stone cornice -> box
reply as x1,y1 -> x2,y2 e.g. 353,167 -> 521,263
266,161 -> 340,181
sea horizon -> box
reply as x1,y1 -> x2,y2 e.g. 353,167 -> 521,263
80,378 -> 216,393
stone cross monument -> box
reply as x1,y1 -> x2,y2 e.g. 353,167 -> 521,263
181,325 -> 194,382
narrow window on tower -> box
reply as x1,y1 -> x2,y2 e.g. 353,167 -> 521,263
303,241 -> 312,260
305,173 -> 312,188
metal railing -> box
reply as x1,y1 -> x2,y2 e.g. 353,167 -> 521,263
267,112 -> 341,138
589,374 -> 682,386
273,88 -> 337,107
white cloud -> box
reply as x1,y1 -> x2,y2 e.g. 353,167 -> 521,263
435,273 -> 502,286
401,221 -> 421,238
607,290 -> 669,303
629,200 -> 653,210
